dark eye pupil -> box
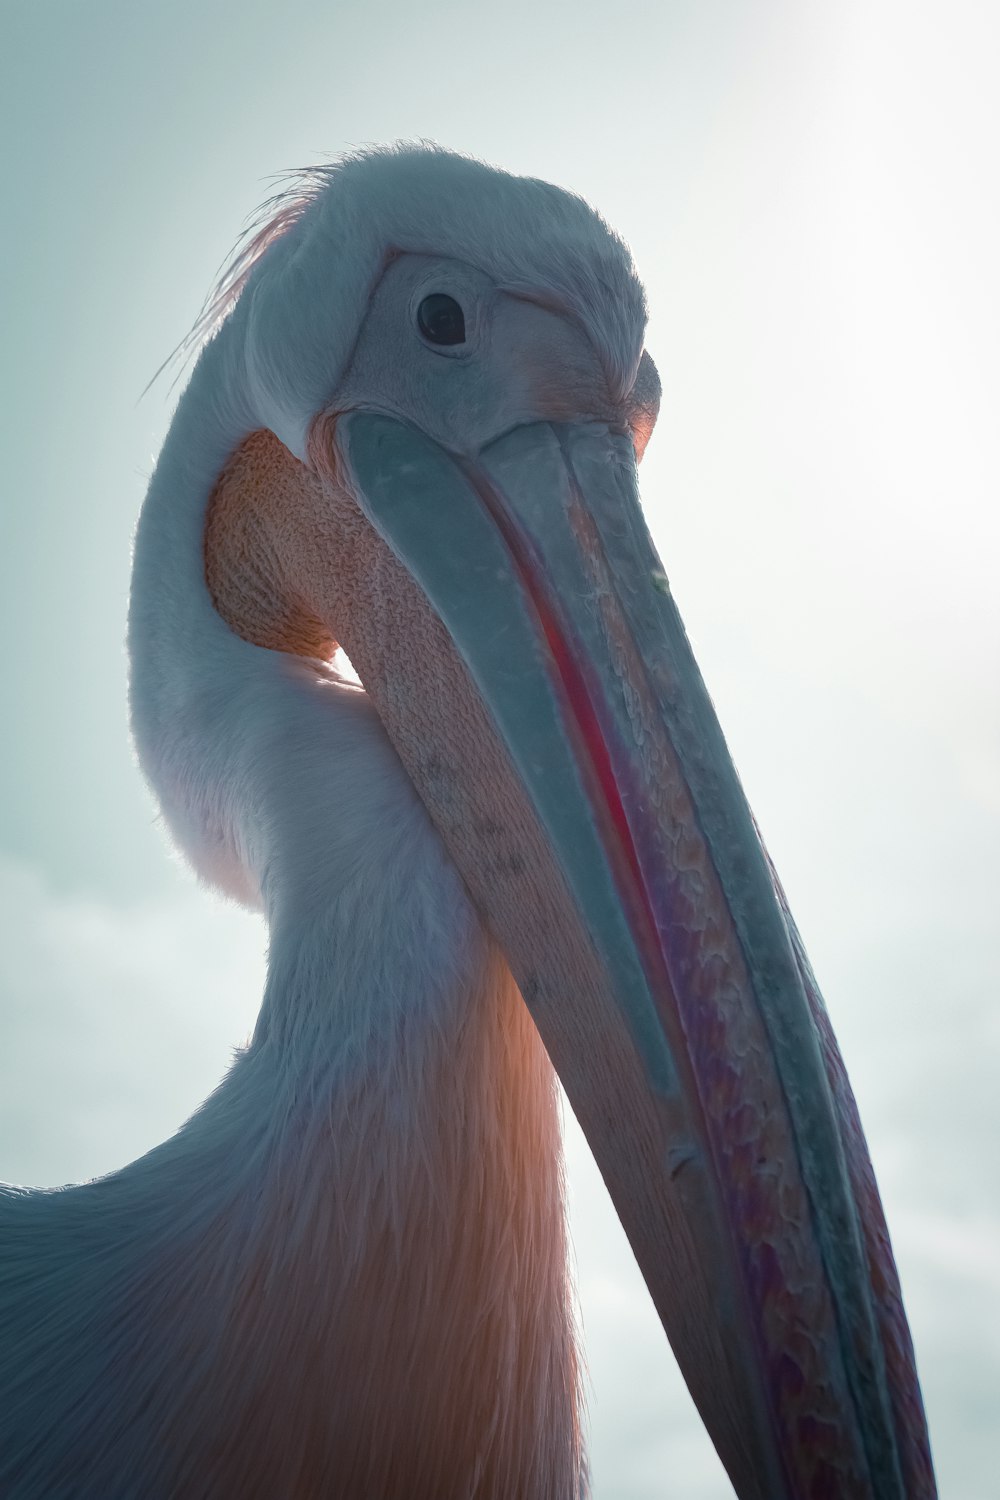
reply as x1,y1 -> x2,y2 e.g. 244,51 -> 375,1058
417,293 -> 466,346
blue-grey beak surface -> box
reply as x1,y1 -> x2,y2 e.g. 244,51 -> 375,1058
334,411 -> 936,1500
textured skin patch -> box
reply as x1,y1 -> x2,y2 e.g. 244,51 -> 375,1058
205,429 -> 336,660
628,349 -> 660,461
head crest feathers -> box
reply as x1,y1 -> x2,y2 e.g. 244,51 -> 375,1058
166,142 -> 648,457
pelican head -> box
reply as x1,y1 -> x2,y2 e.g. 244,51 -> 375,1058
120,144 -> 935,1498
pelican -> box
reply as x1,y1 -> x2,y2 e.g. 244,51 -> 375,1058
1,144 -> 936,1499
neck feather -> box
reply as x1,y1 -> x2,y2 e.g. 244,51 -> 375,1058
4,790 -> 584,1500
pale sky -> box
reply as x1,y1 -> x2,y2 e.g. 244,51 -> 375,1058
1,3 -> 997,1497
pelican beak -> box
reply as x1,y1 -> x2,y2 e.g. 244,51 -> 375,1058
329,413 -> 935,1500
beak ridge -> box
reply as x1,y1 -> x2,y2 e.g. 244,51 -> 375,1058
334,411 -> 935,1500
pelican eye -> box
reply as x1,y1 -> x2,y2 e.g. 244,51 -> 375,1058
417,293 -> 466,346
